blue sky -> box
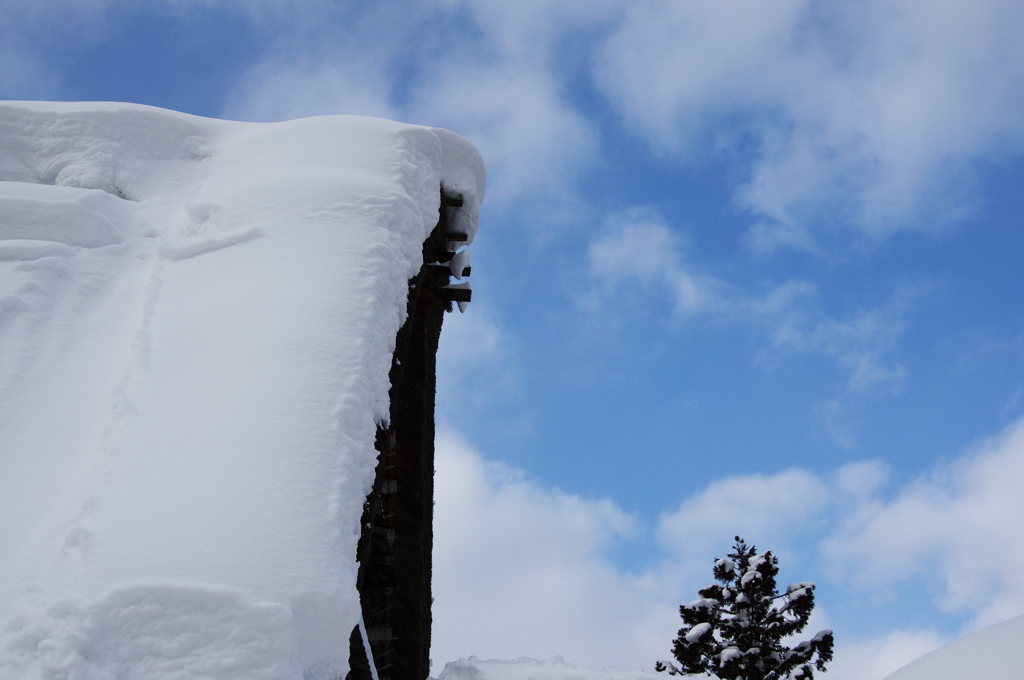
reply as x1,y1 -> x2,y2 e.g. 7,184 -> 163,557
4,1 -> 1024,677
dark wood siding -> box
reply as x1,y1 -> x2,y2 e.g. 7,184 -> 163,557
348,189 -> 469,680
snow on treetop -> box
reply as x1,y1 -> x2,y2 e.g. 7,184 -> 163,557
783,583 -> 816,608
718,646 -> 742,664
0,101 -> 484,679
686,597 -> 719,610
685,622 -> 713,643
746,551 -> 770,570
740,569 -> 763,585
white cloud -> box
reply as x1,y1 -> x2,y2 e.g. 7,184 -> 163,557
13,0 -> 1024,246
407,61 -> 598,223
826,417 -> 1024,629
595,0 -> 1024,245
220,56 -> 398,123
587,210 -> 712,314
432,416 -> 1024,675
825,630 -> 946,680
656,469 -> 829,567
430,431 -> 878,672
431,430 -> 674,671
438,0 -> 618,61
594,0 -> 810,151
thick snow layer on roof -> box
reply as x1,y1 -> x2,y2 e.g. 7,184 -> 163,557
0,101 -> 483,679
881,614 -> 1024,680
437,656 -> 664,680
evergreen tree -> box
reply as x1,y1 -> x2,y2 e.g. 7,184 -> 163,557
656,537 -> 834,680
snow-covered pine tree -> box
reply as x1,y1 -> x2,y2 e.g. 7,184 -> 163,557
656,537 -> 834,680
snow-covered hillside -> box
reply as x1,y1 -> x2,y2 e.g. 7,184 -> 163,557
879,614 -> 1024,680
0,101 -> 483,679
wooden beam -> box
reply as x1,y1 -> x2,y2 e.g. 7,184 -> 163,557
421,287 -> 471,303
424,264 -> 471,278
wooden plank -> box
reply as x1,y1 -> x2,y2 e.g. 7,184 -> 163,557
433,287 -> 471,303
425,264 -> 471,278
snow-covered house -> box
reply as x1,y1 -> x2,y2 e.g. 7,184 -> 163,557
0,101 -> 484,680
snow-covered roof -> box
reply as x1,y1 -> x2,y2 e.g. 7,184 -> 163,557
0,101 -> 483,678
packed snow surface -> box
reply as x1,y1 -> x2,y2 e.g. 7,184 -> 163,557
0,101 -> 483,679
881,614 -> 1024,680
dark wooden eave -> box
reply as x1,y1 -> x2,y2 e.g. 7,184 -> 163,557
347,187 -> 470,680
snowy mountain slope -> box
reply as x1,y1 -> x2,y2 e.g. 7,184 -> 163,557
0,101 -> 483,679
880,614 -> 1024,680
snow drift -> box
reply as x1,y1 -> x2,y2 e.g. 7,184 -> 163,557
0,101 -> 483,679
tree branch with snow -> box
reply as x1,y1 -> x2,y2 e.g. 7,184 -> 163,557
656,537 -> 834,680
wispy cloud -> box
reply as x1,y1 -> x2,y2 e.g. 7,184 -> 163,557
750,282 -> 926,394
0,0 -> 119,99
586,210 -> 922,395
435,301 -> 520,424
0,44 -> 60,100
